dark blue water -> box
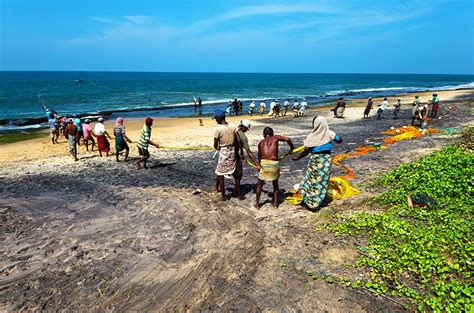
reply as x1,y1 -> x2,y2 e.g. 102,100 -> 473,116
0,71 -> 472,130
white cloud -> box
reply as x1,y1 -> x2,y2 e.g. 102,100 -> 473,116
124,15 -> 150,24
217,3 -> 335,21
70,2 -> 435,47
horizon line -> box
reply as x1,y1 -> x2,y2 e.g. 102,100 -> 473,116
1,70 -> 473,76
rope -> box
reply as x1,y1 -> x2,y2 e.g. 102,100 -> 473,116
159,145 -> 214,151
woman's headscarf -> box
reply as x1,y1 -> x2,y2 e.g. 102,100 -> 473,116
303,116 -> 335,148
116,117 -> 124,125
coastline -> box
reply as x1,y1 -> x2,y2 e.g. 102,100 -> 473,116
1,87 -> 473,132
0,88 -> 472,164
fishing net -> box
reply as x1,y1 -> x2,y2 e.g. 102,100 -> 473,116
283,176 -> 360,205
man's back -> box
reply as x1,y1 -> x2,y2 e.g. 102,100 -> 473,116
258,136 -> 282,161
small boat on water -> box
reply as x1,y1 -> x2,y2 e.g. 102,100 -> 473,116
74,78 -> 85,83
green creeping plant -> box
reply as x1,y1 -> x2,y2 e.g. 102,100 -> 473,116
325,143 -> 474,312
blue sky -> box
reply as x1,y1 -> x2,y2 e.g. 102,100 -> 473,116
1,0 -> 473,74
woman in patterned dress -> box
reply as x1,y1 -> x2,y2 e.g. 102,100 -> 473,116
292,116 -> 343,210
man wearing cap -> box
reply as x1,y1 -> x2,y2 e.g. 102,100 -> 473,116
213,109 -> 242,200
299,99 -> 308,116
135,117 -> 160,169
82,119 -> 95,151
235,120 -> 261,196
64,118 -> 79,161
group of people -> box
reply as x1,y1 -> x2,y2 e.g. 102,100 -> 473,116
361,93 -> 440,124
212,109 -> 341,210
193,96 -> 203,115
247,99 -> 308,117
47,109 -> 159,167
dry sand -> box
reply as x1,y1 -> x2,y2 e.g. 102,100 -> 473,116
0,89 -> 473,311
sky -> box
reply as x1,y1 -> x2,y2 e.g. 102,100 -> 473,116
0,0 -> 473,74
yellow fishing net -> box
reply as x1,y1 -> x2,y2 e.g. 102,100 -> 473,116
284,124 -> 440,206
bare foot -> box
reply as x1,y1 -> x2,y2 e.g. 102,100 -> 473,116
255,203 -> 260,210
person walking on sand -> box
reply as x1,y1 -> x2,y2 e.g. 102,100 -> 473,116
256,127 -> 295,209
292,116 -> 342,210
299,99 -> 308,116
377,97 -> 388,119
248,101 -> 256,116
431,93 -> 439,118
234,120 -> 261,199
393,98 -> 402,119
94,117 -> 112,157
82,119 -> 95,151
193,96 -> 197,113
213,109 -> 242,200
268,100 -> 276,116
283,99 -> 290,116
113,117 -> 132,162
363,97 -> 373,118
135,117 -> 160,169
412,95 -> 420,116
274,100 -> 281,117
259,101 -> 267,114
74,115 -> 83,146
48,114 -> 59,144
293,99 -> 299,117
64,118 -> 79,161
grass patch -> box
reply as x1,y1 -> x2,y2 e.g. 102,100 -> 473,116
326,137 -> 474,311
0,131 -> 48,145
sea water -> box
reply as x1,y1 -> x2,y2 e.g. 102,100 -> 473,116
0,71 -> 472,130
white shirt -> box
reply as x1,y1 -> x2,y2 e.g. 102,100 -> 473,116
259,102 -> 266,108
270,102 -> 276,109
293,101 -> 299,108
94,122 -> 106,135
249,102 -> 256,108
301,101 -> 308,108
284,101 -> 290,107
379,100 -> 388,110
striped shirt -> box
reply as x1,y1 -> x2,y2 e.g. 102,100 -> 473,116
137,125 -> 152,149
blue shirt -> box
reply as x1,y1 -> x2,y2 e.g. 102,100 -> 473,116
308,134 -> 341,153
74,118 -> 82,130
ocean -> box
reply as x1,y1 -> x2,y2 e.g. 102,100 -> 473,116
0,71 -> 473,131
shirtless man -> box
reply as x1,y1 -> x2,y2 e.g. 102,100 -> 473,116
256,127 -> 294,209
64,118 -> 79,161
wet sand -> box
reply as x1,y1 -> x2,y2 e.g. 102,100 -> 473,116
0,90 -> 473,311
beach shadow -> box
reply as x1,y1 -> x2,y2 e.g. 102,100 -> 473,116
80,155 -> 100,160
148,162 -> 176,169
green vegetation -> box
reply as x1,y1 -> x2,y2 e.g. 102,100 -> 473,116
0,131 -> 48,145
327,140 -> 474,311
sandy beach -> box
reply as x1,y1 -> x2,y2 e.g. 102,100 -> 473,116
0,89 -> 473,311
0,88 -> 472,164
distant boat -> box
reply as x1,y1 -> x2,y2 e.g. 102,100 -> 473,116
74,78 -> 85,83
